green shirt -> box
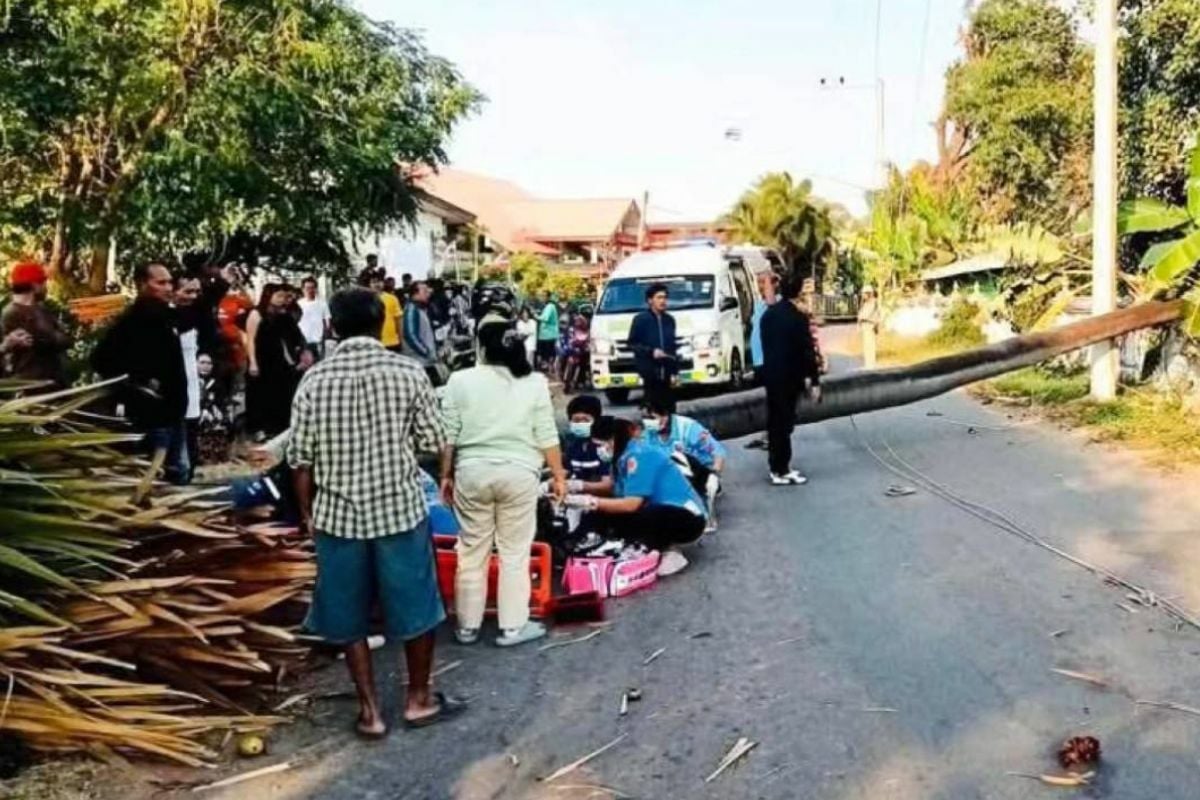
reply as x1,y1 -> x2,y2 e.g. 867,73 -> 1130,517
537,303 -> 559,340
441,365 -> 559,473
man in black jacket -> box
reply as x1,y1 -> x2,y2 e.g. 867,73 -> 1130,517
93,262 -> 190,483
759,274 -> 822,485
627,283 -> 677,411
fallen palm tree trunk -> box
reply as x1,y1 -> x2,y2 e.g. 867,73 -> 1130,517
680,300 -> 1183,439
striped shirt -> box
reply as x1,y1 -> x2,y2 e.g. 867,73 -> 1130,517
288,337 -> 445,539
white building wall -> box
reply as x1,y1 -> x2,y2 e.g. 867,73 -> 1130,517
359,209 -> 447,280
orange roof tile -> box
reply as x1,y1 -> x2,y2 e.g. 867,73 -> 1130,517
415,168 -> 639,254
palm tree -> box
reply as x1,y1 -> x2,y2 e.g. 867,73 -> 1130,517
725,172 -> 837,280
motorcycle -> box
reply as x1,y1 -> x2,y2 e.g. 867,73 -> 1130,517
561,325 -> 591,393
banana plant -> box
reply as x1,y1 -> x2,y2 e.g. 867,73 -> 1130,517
1118,141 -> 1200,334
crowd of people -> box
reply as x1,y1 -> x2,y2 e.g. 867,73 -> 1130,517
0,254 -> 485,486
1,255 -> 826,739
279,268 -> 825,736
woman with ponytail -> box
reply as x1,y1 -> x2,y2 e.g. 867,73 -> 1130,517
439,311 -> 567,647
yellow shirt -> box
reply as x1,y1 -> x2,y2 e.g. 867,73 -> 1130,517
380,292 -> 402,348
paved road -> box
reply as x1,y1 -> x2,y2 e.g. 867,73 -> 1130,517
211,332 -> 1200,800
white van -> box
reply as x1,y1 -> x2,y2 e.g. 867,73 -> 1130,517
590,244 -> 778,403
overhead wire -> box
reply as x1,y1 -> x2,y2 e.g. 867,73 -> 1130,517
848,415 -> 1200,632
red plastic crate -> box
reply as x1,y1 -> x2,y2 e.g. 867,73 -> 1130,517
432,535 -> 553,619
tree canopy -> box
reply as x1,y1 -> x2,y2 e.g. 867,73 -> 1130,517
0,0 -> 481,293
942,0 -> 1092,229
1120,0 -> 1200,206
724,172 -> 837,281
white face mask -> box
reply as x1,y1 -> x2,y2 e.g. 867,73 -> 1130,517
642,417 -> 665,433
595,444 -> 613,463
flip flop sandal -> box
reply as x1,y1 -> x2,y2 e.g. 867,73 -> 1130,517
404,691 -> 468,729
884,485 -> 917,497
354,718 -> 388,740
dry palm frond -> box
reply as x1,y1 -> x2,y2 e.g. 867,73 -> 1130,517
0,381 -> 316,763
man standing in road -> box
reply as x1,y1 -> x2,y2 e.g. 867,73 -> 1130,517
745,271 -> 780,450
403,280 -> 442,385
535,290 -> 559,374
0,260 -> 71,389
759,274 -> 822,486
289,287 -> 462,737
297,276 -> 330,357
93,262 -> 190,483
627,283 -> 678,412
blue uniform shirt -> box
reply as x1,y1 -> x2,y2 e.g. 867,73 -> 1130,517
566,435 -> 607,482
641,414 -> 727,469
615,440 -> 706,518
750,298 -> 769,367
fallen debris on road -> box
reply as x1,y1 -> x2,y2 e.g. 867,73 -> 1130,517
192,761 -> 294,793
1058,736 -> 1101,769
642,647 -> 666,665
541,734 -> 627,783
1135,699 -> 1200,718
539,629 -> 606,652
1050,668 -> 1110,689
1008,770 -> 1094,788
705,737 -> 758,783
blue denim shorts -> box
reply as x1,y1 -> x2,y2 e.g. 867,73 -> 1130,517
305,519 -> 446,645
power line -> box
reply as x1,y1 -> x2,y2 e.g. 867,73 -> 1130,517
910,0 -> 935,149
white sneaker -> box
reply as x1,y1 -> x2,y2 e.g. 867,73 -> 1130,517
784,470 -> 808,485
769,472 -> 792,486
657,550 -> 689,577
495,621 -> 547,648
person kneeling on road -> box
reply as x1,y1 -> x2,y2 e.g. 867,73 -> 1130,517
639,395 -> 725,530
564,394 -> 611,489
563,415 -> 707,577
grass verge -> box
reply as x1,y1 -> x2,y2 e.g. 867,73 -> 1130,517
976,368 -> 1200,466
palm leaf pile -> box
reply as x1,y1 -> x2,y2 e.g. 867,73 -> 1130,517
0,380 -> 315,765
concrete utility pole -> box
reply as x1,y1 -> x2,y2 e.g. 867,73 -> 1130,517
1090,0 -> 1119,400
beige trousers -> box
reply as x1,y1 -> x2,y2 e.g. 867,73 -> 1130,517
453,462 -> 540,631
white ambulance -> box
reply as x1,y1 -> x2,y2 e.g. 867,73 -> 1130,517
590,244 -> 778,404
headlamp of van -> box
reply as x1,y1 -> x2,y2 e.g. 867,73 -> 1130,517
692,332 -> 722,350
592,338 -> 614,356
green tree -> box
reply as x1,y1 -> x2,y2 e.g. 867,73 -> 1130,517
853,163 -> 973,291
1117,142 -> 1200,332
0,0 -> 480,293
1119,0 -> 1200,205
943,0 -> 1091,228
724,172 -> 837,280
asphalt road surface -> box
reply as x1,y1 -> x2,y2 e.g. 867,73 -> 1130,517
206,329 -> 1200,800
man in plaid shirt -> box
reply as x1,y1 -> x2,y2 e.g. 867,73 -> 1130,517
290,287 -> 465,738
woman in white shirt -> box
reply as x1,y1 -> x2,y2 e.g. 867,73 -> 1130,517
515,307 -> 537,366
440,311 -> 566,647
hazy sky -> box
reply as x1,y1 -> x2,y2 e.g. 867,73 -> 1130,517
369,1 -> 970,220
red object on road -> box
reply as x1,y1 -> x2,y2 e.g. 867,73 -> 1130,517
432,535 -> 554,619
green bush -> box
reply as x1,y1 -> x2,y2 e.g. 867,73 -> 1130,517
926,298 -> 985,348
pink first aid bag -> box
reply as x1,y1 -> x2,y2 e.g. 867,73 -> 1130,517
562,556 -> 614,598
607,550 -> 661,597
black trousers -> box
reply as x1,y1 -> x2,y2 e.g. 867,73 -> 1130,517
765,381 -> 801,475
641,373 -> 675,412
587,505 -> 705,551
683,454 -> 713,498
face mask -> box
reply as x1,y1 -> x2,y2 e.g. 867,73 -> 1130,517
595,444 -> 613,463
569,421 -> 592,438
642,418 -> 662,433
